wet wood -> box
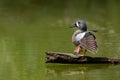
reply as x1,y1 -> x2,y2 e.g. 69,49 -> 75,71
46,52 -> 120,64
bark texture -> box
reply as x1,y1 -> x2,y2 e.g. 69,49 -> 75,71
46,52 -> 120,64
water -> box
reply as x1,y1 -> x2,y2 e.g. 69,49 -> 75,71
0,0 -> 120,80
46,64 -> 120,80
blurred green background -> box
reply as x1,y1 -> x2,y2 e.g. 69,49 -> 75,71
0,0 -> 120,80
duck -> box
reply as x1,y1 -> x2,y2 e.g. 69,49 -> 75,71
70,20 -> 98,56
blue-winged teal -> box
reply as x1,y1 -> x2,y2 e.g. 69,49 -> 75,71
70,20 -> 98,56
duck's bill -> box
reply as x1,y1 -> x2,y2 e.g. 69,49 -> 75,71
70,23 -> 77,28
90,30 -> 98,32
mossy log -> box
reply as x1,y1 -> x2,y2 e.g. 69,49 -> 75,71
46,52 -> 120,64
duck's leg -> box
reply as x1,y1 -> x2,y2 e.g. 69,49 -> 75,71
74,46 -> 79,55
80,50 -> 87,61
74,46 -> 82,56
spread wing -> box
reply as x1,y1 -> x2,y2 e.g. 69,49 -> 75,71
79,32 -> 98,54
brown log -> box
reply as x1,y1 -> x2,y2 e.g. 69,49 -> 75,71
46,52 -> 120,64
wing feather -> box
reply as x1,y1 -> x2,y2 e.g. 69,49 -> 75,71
79,33 -> 98,54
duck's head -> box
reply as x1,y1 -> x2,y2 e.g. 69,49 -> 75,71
70,20 -> 87,31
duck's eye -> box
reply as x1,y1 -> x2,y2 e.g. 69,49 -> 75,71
78,22 -> 80,24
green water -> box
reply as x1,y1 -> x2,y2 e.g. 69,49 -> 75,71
0,0 -> 120,80
46,64 -> 120,80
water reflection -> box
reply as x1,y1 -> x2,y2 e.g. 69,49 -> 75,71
46,64 -> 117,77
